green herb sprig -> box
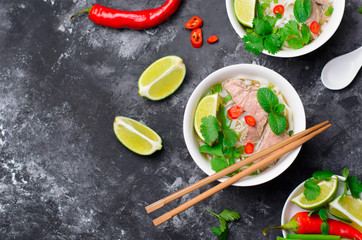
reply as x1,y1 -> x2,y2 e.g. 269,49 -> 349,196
207,209 -> 240,240
256,87 -> 287,135
200,105 -> 243,174
303,169 -> 362,201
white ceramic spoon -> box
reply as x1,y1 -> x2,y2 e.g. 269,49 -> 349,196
321,46 -> 362,90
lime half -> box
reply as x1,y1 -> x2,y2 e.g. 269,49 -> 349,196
329,195 -> 362,232
194,93 -> 220,141
234,0 -> 256,28
291,178 -> 338,210
138,55 -> 186,101
113,116 -> 162,155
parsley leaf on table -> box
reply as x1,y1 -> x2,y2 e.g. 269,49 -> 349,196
219,209 -> 241,221
207,209 -> 240,240
200,116 -> 220,145
304,178 -> 321,201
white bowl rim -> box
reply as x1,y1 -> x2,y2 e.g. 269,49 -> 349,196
183,64 -> 306,187
225,0 -> 346,58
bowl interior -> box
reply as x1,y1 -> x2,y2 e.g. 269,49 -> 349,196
225,0 -> 345,58
183,64 -> 306,187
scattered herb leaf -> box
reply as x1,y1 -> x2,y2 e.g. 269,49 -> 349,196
293,0 -> 312,23
211,157 -> 228,172
325,6 -> 334,16
207,209 -> 240,240
199,144 -> 224,157
321,221 -> 329,235
359,7 -> 362,14
313,170 -> 334,180
318,208 -> 329,221
200,116 -> 220,145
304,178 -> 321,201
346,176 -> 362,199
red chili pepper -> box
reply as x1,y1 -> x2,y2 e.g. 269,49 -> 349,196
244,115 -> 256,126
310,21 -> 320,34
263,212 -> 362,240
207,35 -> 218,44
70,0 -> 182,30
185,16 -> 203,29
245,142 -> 254,154
227,106 -> 243,119
273,5 -> 285,15
191,28 -> 202,48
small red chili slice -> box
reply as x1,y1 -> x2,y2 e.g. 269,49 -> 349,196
207,35 -> 218,44
244,115 -> 256,126
227,106 -> 243,119
245,142 -> 254,154
273,5 -> 285,15
310,21 -> 320,34
185,16 -> 203,29
191,28 -> 202,48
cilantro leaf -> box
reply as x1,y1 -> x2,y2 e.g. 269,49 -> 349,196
325,6 -> 334,16
211,157 -> 228,172
313,170 -> 334,180
347,176 -> 362,199
318,208 -> 329,221
218,225 -> 229,240
256,2 -> 265,19
211,227 -> 222,237
263,15 -> 277,28
222,126 -> 238,147
257,87 -> 279,113
268,112 -> 287,135
287,37 -> 304,49
200,116 -> 220,145
283,20 -> 300,36
301,23 -> 311,44
274,103 -> 285,114
321,221 -> 329,235
242,33 -> 264,55
293,0 -> 312,23
304,178 -> 321,201
254,18 -> 273,35
264,33 -> 282,54
199,144 -> 224,157
342,168 -> 349,179
219,209 -> 241,221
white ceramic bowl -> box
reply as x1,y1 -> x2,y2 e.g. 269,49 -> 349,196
225,0 -> 345,58
183,64 -> 306,186
281,176 -> 345,237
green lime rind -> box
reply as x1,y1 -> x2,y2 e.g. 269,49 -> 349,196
113,116 -> 162,155
138,55 -> 186,101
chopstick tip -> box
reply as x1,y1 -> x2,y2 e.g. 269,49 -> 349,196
152,213 -> 172,226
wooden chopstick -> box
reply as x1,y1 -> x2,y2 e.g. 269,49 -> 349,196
145,121 -> 329,214
150,122 -> 331,226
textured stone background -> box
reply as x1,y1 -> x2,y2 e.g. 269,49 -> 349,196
0,0 -> 361,239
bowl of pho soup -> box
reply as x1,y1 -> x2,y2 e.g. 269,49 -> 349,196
183,64 -> 306,186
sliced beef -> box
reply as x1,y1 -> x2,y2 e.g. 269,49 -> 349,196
223,79 -> 256,105
254,125 -> 289,170
241,91 -> 268,143
306,0 -> 322,39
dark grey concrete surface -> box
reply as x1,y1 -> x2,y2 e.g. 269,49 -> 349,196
0,0 -> 361,239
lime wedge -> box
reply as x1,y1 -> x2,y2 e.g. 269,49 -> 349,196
291,178 -> 338,210
329,195 -> 362,232
194,93 -> 220,141
138,55 -> 186,101
113,116 -> 162,155
234,0 -> 256,28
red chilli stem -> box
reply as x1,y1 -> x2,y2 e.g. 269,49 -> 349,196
69,7 -> 93,20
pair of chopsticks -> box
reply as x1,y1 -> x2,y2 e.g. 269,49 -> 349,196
146,121 -> 331,226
